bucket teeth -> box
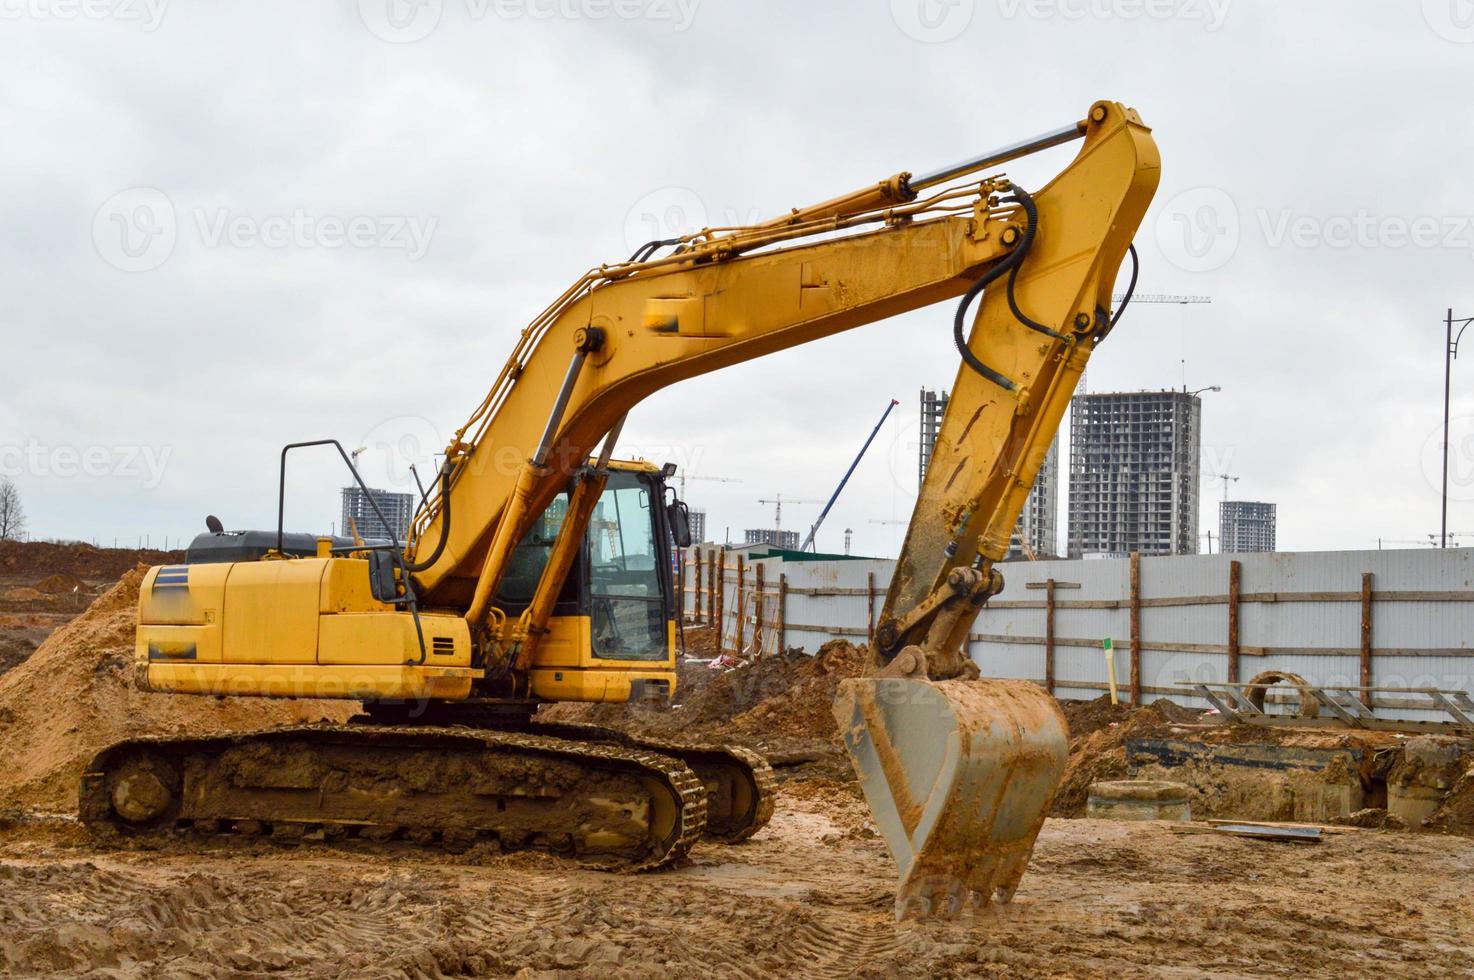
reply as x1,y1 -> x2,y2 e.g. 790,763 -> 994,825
832,677 -> 1069,921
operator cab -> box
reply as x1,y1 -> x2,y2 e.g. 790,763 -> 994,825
494,460 -> 693,701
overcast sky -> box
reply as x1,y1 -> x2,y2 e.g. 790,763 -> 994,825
5,0 -> 1474,557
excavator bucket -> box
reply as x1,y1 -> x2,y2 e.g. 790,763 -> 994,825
832,677 -> 1068,921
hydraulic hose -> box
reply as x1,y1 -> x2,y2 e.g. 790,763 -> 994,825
403,462 -> 453,573
1107,243 -> 1140,334
952,182 -> 1040,391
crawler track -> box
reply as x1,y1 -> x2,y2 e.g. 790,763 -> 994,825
350,703 -> 777,844
79,724 -> 706,870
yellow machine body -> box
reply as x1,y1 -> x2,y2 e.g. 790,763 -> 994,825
138,458 -> 681,705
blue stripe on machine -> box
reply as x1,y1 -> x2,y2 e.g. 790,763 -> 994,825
154,567 -> 189,591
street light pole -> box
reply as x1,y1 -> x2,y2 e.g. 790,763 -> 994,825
1443,309 -> 1474,549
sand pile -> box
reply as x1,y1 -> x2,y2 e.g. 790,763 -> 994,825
0,568 -> 355,812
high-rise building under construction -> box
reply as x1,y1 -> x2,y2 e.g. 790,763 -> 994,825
1068,390 -> 1202,558
1219,500 -> 1276,553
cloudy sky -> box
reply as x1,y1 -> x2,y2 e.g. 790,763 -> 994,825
4,0 -> 1474,557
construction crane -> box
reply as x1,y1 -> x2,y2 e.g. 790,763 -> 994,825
675,472 -> 742,494
92,100 -> 1159,921
800,398 -> 900,553
1211,472 -> 1240,501
757,493 -> 823,537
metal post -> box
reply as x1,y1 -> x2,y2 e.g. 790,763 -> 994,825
1044,579 -> 1056,695
1360,572 -> 1374,694
734,554 -> 746,656
1441,308 -> 1474,547
778,573 -> 788,654
1129,551 -> 1142,705
754,563 -> 766,658
1227,560 -> 1241,684
1445,308 -> 1453,549
867,571 -> 877,646
707,548 -> 717,630
715,548 -> 726,655
692,548 -> 703,623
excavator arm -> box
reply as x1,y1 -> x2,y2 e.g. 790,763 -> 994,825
390,101 -> 1159,921
409,102 -> 1158,683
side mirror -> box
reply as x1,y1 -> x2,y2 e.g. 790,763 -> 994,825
666,499 -> 693,549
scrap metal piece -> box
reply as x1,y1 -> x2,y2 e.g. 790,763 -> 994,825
1212,822 -> 1323,843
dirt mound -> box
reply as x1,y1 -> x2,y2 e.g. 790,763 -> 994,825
1052,697 -> 1186,816
33,573 -> 85,595
725,641 -> 865,739
1426,764 -> 1474,835
0,569 -> 356,812
1,588 -> 44,602
544,640 -> 867,745
0,540 -> 184,583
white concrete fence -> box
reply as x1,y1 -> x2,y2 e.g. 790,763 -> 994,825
680,544 -> 1474,723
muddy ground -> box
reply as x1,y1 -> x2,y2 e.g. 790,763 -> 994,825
3,548 -> 1473,976
3,787 -> 1472,979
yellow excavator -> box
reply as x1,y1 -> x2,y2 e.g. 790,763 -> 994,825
81,100 -> 1159,920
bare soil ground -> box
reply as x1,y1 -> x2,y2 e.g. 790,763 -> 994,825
0,541 -> 185,678
4,573 -> 1474,976
2,787 -> 1471,979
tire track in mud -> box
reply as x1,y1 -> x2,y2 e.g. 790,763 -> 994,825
0,860 -> 461,976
